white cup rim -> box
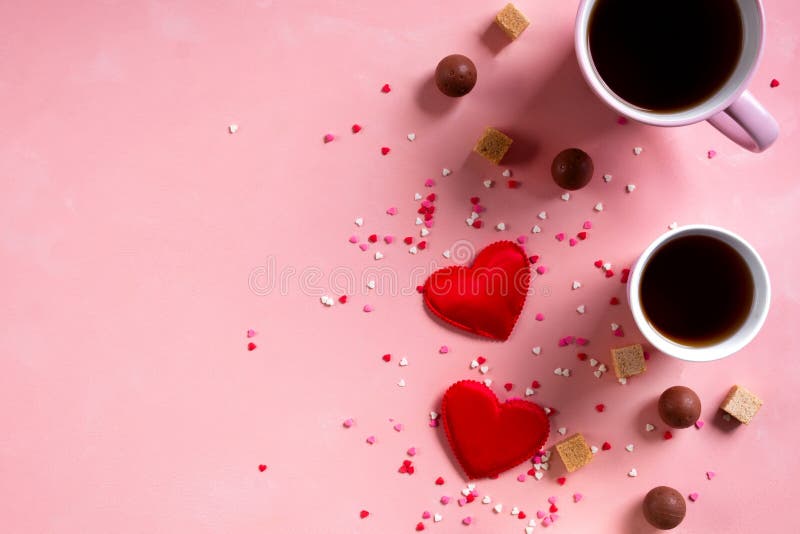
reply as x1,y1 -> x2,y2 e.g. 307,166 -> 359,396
627,225 -> 770,362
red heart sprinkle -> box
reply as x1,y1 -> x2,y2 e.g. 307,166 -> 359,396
352,124 -> 362,133
247,342 -> 257,351
527,468 -> 537,476
368,234 -> 378,243
466,493 -> 475,503
664,431 -> 673,440
770,78 -> 780,88
381,147 -> 391,155
470,196 -> 480,204
382,354 -> 391,362
595,404 -> 605,412
427,193 -> 437,201
577,353 -> 588,361
416,523 -> 425,531
418,241 -> 427,250
408,466 -> 415,474
477,356 -> 487,365
518,511 -> 527,519
602,441 -> 612,451
416,285 -> 424,293
338,295 -> 347,304
531,380 -> 541,389
435,476 -> 444,485
404,237 -> 413,245
605,270 -> 614,278
610,297 -> 620,305
556,477 -> 566,486
621,268 -> 631,283
424,213 -> 433,221
507,180 -> 520,188
258,464 -> 267,472
594,260 -> 604,268
504,383 -> 513,391
360,510 -> 369,519
550,503 -> 559,512
473,219 -> 483,229
529,255 -> 539,264
577,231 -> 587,240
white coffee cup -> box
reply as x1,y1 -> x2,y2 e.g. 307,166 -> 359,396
627,225 -> 770,362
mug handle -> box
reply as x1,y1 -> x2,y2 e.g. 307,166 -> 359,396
707,90 -> 779,152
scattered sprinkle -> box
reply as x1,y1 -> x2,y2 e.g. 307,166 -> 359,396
397,378 -> 406,387
628,468 -> 638,477
535,313 -> 545,321
381,83 -> 391,93
770,78 -> 780,88
352,124 -> 362,133
381,147 -> 391,155
695,420 -> 705,429
407,133 -> 416,141
258,464 -> 267,472
343,418 -> 354,428
707,150 -> 717,159
496,222 -> 506,231
645,423 -> 655,432
706,471 -> 716,480
594,202 -> 604,212
538,211 -> 548,220
603,173 -> 612,183
663,431 -> 673,440
483,179 -> 493,188
359,510 -> 369,519
354,217 -> 364,227
532,225 -> 542,233
366,435 -> 376,444
625,444 -> 634,452
561,193 -> 571,201
247,342 -> 257,351
572,281 -> 582,290
439,345 -> 449,354
626,184 -> 636,193
323,133 -> 334,143
595,404 -> 605,412
573,493 -> 583,503
668,222 -> 678,230
633,146 -> 643,155
688,492 -> 699,502
442,168 -> 452,176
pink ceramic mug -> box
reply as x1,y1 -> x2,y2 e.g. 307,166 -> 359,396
575,0 -> 778,152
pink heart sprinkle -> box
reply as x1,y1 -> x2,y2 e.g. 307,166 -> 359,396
706,471 -> 716,480
550,514 -> 559,521
343,418 -> 354,428
576,337 -> 589,345
695,420 -> 705,429
547,496 -> 557,505
246,329 -> 256,338
536,511 -> 546,519
542,517 -> 552,527
386,207 -> 398,215
421,200 -> 432,209
535,313 -> 545,321
349,235 -> 359,244
613,328 -> 624,337
533,455 -> 542,464
558,338 -> 569,347
458,498 -> 467,506
517,474 -> 526,482
439,345 -> 449,354
323,133 -> 334,143
424,179 -> 435,187
517,235 -> 528,244
424,220 -> 433,228
441,496 -> 451,505
407,447 -> 417,456
366,436 -> 376,444
393,423 -> 403,432
363,304 -> 373,313
569,238 -> 577,247
462,517 -> 472,526
474,204 -> 485,214
573,493 -> 583,503
617,116 -> 629,125
688,492 -> 699,502
422,511 -> 431,519
583,221 -> 593,230
429,420 -> 439,427
707,150 -> 717,159
384,235 -> 394,244
536,265 -> 547,275
555,232 -> 565,241
359,243 -> 369,251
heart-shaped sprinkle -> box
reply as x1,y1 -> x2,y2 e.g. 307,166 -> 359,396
625,444 -> 634,452
473,219 -> 483,229
399,357 -> 408,367
381,147 -> 391,155
602,442 -> 612,450
481,495 -> 491,504
358,243 -> 369,251
770,78 -> 780,88
246,329 -> 256,338
573,493 -> 583,503
556,477 -> 566,486
695,420 -> 705,429
457,497 -> 467,506
462,516 -> 472,525
323,133 -> 333,143
531,225 -> 542,234
628,468 -> 638,477
359,510 -> 369,519
542,517 -> 552,527
363,304 -> 373,313
536,265 -> 547,275
569,238 -> 577,247
557,427 -> 566,435
343,418 -> 354,428
479,365 -> 489,374
555,232 -> 565,242
247,342 -> 257,351
355,217 -> 364,226
593,370 -> 603,378
507,180 -> 520,188
538,211 -> 547,220
594,202 -> 604,212
352,124 -> 362,133
415,522 -> 424,531
381,83 -> 391,93
425,178 -> 435,187
561,193 -> 570,201
483,179 -> 493,188
582,220 -> 593,230
590,445 -> 599,454
258,464 -> 267,472
493,504 -> 503,513
439,345 -> 449,354
688,492 -> 699,502
367,280 -> 376,289
535,313 -> 545,321
577,304 -> 586,314
595,404 -> 605,412
577,231 -> 588,240
517,474 -> 526,482
518,511 -> 527,519
633,146 -> 643,155
706,471 -> 715,480
534,471 -> 544,480
374,252 -> 384,260
603,173 -> 612,182
664,431 -> 673,440
502,169 -> 512,177
504,383 -> 513,391
626,183 -> 636,193
496,222 -> 506,231
645,423 -> 655,432
407,133 -> 416,141
366,436 -> 376,444
434,513 -> 442,522
532,347 -> 541,355
525,387 -> 535,396
368,234 -> 378,243
397,379 -> 406,387
442,168 -> 452,176
441,496 -> 451,504
536,510 -> 546,519
386,206 -> 398,216
511,507 -> 520,515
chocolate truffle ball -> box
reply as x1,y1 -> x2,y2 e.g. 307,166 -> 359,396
658,386 -> 702,429
643,486 -> 686,530
550,148 -> 594,190
435,54 -> 477,97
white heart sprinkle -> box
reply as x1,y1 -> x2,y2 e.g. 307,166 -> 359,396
495,222 -> 506,231
619,377 -> 628,385
407,133 -> 416,141
561,192 -> 571,201
531,225 -> 542,234
625,444 -> 634,452
420,228 -> 430,237
415,217 -> 423,225
554,367 -> 563,376
572,280 -> 582,290
511,507 -> 520,516
483,179 -> 494,188
594,202 -> 604,212
493,504 -> 503,514
602,262 -> 612,271
645,423 -> 655,432
563,369 -> 571,377
366,280 -> 376,289
467,483 -> 476,491
603,173 -> 612,183
611,322 -> 620,331
626,184 -> 636,193
526,527 -> 534,534
534,471 -> 544,480
525,387 -> 535,397
544,407 -> 551,415
466,217 -> 475,226
598,363 -> 607,372
479,365 -> 489,374
414,193 -> 422,201
593,370 -> 603,378
628,468 -> 638,477
430,411 -> 439,420
483,379 -> 492,386
538,211 -> 547,220
558,427 -> 567,435
502,169 -> 511,177
398,379 -> 406,387
541,462 -> 549,471
320,295 -> 334,306
470,211 -> 479,220
399,357 -> 408,367
442,250 -> 451,259
434,513 -> 442,522
482,496 -> 491,504
373,252 -> 384,260
590,445 -> 599,454
355,217 -> 364,226
633,146 -> 643,155
228,124 -> 239,133
442,168 -> 452,176
461,488 -> 471,496
577,304 -> 586,314
589,358 -> 598,367
470,360 -> 479,369
408,246 -> 418,255
531,346 -> 541,355
668,222 -> 678,230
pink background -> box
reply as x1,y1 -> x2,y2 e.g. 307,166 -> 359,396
1,1 -> 798,532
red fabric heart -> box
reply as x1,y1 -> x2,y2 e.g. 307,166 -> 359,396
440,380 -> 550,479
423,241 -> 530,341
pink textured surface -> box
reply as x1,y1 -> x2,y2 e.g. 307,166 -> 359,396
1,1 -> 798,533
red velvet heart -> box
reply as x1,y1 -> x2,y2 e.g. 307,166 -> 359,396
440,380 -> 550,479
423,241 -> 530,341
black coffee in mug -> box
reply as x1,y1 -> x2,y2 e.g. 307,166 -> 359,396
588,0 -> 744,112
639,235 -> 754,347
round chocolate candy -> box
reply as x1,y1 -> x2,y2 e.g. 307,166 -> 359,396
435,54 -> 477,97
643,486 -> 686,530
658,386 -> 702,429
550,148 -> 593,190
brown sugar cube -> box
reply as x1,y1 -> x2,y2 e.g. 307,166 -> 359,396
555,433 -> 593,473
473,127 -> 513,164
720,385 -> 763,424
610,343 -> 647,379
495,3 -> 530,40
